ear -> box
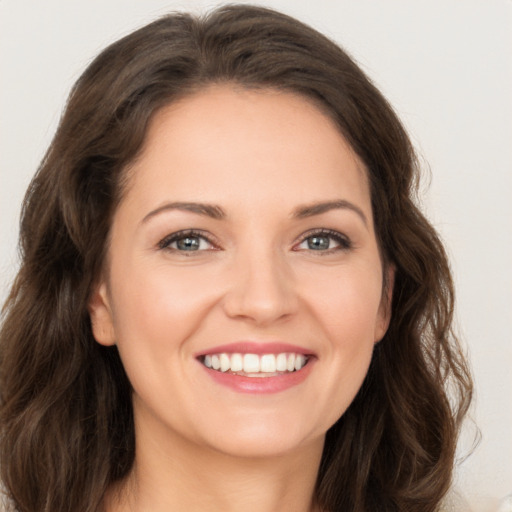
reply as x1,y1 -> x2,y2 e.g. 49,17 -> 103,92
374,265 -> 395,343
88,281 -> 116,346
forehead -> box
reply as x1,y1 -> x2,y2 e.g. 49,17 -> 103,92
123,85 -> 370,216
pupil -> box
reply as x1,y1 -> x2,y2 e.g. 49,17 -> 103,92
308,236 -> 329,250
177,237 -> 199,250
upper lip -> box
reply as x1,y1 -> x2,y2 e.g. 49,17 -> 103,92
194,341 -> 316,358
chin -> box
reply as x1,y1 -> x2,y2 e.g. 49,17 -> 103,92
198,416 -> 326,460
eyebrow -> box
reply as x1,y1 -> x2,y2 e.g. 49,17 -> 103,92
141,202 -> 226,223
292,200 -> 368,227
141,199 -> 368,226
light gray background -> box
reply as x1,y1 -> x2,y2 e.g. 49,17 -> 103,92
1,1 -> 511,510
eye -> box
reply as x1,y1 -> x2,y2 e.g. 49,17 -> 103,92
295,229 -> 351,253
158,230 -> 216,252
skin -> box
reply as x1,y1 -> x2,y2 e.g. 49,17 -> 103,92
89,85 -> 393,512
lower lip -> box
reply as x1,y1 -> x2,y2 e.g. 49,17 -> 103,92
199,359 -> 315,394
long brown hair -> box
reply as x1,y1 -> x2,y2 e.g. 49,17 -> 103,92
0,5 -> 472,511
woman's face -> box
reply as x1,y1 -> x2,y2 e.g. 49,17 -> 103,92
89,86 -> 392,458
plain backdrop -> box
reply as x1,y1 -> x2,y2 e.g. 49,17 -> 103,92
1,1 -> 511,510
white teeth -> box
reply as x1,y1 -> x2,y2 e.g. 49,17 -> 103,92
260,354 -> 276,373
243,353 -> 260,373
201,352 -> 308,375
220,353 -> 230,372
276,353 -> 287,372
231,353 -> 243,372
294,354 -> 306,371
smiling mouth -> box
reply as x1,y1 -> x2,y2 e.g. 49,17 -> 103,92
199,352 -> 308,377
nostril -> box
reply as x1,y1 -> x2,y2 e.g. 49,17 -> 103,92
222,284 -> 297,324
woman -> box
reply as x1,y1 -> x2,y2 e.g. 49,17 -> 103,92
0,5 -> 472,512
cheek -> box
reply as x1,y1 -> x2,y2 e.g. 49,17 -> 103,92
299,260 -> 383,338
106,263 -> 222,416
297,264 -> 382,414
318,282 -> 379,372
111,263 -> 220,345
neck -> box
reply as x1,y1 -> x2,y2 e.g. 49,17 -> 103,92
105,413 -> 325,512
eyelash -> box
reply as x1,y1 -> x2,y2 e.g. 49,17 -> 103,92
157,229 -> 217,252
294,229 -> 352,254
157,228 -> 352,254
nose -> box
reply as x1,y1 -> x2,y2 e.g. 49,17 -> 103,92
222,247 -> 299,326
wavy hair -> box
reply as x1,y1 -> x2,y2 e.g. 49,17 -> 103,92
0,5 -> 472,511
